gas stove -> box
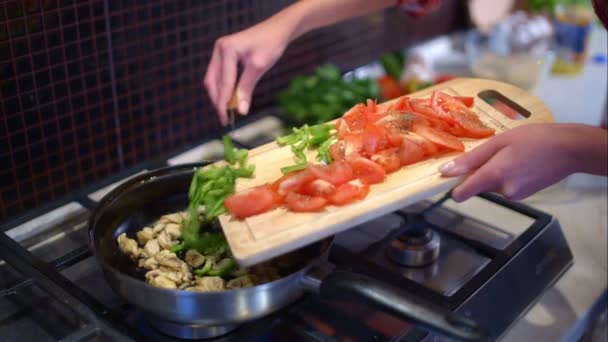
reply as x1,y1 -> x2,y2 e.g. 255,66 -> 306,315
0,115 -> 573,341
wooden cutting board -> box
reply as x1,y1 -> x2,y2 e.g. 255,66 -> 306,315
218,78 -> 553,266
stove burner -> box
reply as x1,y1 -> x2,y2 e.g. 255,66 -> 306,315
387,227 -> 440,267
147,315 -> 238,339
387,213 -> 440,267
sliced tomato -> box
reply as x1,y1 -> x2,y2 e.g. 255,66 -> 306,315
342,104 -> 367,131
362,124 -> 389,156
437,92 -> 470,115
452,113 -> 496,138
299,179 -> 336,198
328,183 -> 370,205
371,148 -> 402,173
224,184 -> 281,219
365,99 -> 386,123
335,118 -> 347,138
307,160 -> 354,186
410,99 -> 452,127
410,98 -> 436,116
387,132 -> 404,147
284,192 -> 327,212
342,133 -> 363,156
430,91 -> 456,124
272,169 -> 316,196
412,124 -> 464,152
392,96 -> 411,111
398,138 -> 426,166
348,156 -> 386,184
407,132 -> 439,156
454,96 -> 474,108
329,140 -> 346,161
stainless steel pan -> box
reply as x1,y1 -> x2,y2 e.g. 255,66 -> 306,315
89,163 -> 485,340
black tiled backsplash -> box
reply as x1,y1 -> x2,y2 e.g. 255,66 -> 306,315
0,0 -> 468,223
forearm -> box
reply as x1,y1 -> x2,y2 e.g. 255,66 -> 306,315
565,124 -> 608,175
267,0 -> 398,42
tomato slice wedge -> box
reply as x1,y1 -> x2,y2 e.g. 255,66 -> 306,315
329,140 -> 346,161
307,160 -> 354,186
299,179 -> 336,198
454,96 -> 474,108
391,96 -> 411,112
430,91 -> 456,124
284,192 -> 327,212
451,111 -> 495,138
412,124 -> 464,152
224,184 -> 281,219
407,132 -> 439,156
335,118 -> 351,139
342,133 -> 363,156
272,169 -> 316,196
328,183 -> 370,205
398,138 -> 426,166
362,124 -> 389,156
343,103 -> 367,131
348,156 -> 386,184
371,148 -> 402,173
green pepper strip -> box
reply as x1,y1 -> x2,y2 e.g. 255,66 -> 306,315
206,259 -> 237,277
317,137 -> 337,165
277,123 -> 335,174
179,135 -> 255,256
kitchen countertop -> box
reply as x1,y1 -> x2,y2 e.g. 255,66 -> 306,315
497,25 -> 608,342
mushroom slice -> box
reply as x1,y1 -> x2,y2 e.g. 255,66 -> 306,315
136,227 -> 155,245
161,213 -> 185,224
152,222 -> 166,234
164,223 -> 182,240
187,276 -> 226,292
227,275 -> 254,289
185,249 -> 206,268
155,250 -> 184,271
117,233 -> 141,259
139,257 -> 159,270
149,275 -> 177,289
143,239 -> 161,258
157,230 -> 174,250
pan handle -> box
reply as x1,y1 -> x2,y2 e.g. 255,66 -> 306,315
319,271 -> 485,341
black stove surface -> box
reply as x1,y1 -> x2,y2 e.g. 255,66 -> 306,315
0,171 -> 573,342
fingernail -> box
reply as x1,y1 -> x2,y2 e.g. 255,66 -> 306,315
439,161 -> 467,176
238,99 -> 249,115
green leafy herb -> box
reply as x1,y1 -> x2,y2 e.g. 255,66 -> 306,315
278,64 -> 379,125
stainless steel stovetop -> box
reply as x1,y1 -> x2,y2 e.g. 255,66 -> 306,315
0,115 -> 574,342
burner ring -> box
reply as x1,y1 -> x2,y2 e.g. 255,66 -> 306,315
387,229 -> 440,267
147,315 -> 238,339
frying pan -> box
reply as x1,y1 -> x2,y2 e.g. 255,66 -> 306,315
88,163 -> 485,340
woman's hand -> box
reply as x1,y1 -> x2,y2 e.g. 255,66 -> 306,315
439,123 -> 608,202
203,21 -> 291,126
203,0 -> 402,126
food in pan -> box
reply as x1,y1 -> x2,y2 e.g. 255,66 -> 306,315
116,136 -> 296,291
117,210 -> 283,291
224,91 -> 494,218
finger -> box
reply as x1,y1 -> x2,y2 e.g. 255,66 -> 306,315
216,48 -> 238,126
235,58 -> 268,115
203,43 -> 221,112
439,135 -> 507,177
451,147 -> 508,202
